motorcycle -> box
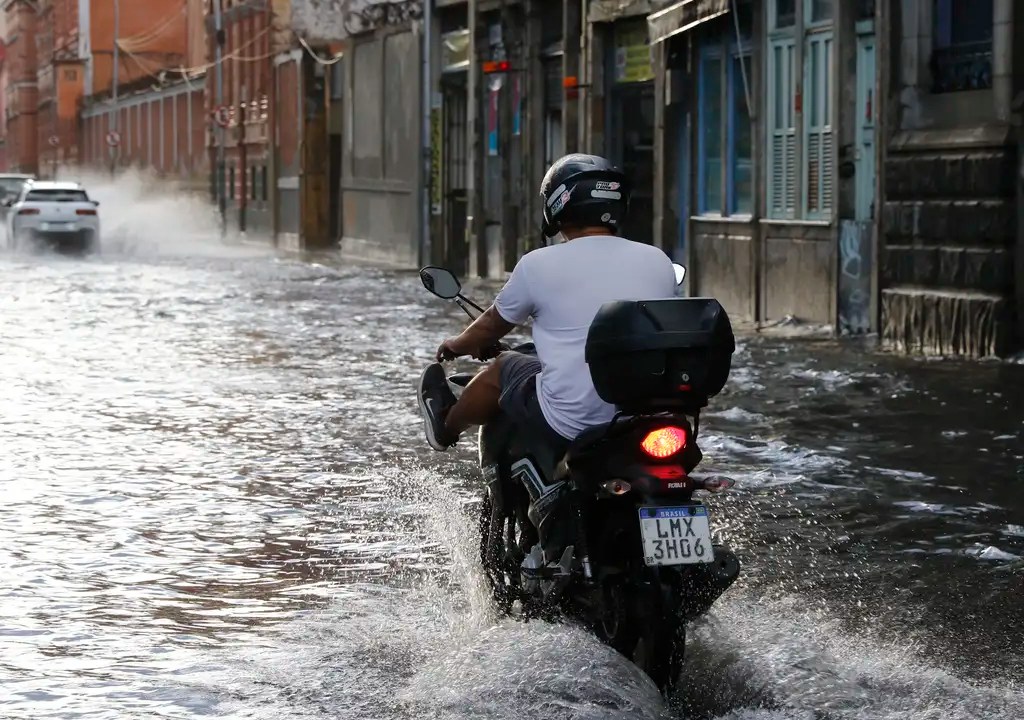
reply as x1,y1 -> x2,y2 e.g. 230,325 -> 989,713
418,263 -> 741,693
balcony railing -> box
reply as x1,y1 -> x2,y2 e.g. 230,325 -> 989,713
930,41 -> 993,93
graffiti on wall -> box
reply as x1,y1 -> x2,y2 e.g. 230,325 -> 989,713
838,219 -> 872,335
293,0 -> 422,41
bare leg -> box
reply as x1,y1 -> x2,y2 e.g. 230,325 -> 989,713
445,357 -> 504,437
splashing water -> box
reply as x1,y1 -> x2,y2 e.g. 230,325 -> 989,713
48,166 -> 268,259
1,238 -> 1021,719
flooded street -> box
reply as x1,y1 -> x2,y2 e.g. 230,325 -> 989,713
1,191 -> 1022,719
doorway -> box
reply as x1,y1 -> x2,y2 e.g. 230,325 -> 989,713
838,23 -> 876,334
442,74 -> 469,274
608,81 -> 655,245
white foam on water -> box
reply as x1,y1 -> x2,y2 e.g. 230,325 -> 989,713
190,467 -> 1023,720
47,166 -> 272,259
681,592 -> 1024,720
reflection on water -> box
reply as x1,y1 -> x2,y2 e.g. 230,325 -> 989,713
0,243 -> 1021,719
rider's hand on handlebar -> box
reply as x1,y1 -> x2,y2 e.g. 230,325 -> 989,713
436,337 -> 508,362
436,337 -> 464,362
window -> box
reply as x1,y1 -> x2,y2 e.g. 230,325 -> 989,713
766,0 -> 834,220
931,0 -> 993,93
774,0 -> 795,28
261,166 -> 268,202
731,55 -> 753,215
809,0 -> 833,24
804,33 -> 833,217
26,189 -> 90,202
697,43 -> 752,216
767,37 -> 797,217
698,52 -> 723,213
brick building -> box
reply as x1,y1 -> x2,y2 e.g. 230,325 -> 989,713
3,0 -> 39,173
207,0 -> 279,235
0,28 -> 7,171
36,0 -> 86,173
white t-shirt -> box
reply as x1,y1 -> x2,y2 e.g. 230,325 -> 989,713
494,235 -> 678,440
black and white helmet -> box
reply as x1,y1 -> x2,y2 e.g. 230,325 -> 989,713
539,154 -> 631,239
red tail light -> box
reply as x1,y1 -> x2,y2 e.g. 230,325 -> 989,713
17,208 -> 39,215
640,426 -> 688,459
76,208 -> 97,216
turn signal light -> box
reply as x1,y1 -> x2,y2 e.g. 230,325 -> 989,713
76,209 -> 97,216
640,426 -> 687,459
600,480 -> 632,496
17,208 -> 39,215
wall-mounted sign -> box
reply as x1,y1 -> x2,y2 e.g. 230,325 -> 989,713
614,24 -> 654,83
442,29 -> 470,72
430,102 -> 442,215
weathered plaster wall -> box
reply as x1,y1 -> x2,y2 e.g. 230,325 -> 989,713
292,0 -> 421,42
880,0 -> 1018,357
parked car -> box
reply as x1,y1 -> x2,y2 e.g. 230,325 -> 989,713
0,173 -> 35,221
4,180 -> 101,253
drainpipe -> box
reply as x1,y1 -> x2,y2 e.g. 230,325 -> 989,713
110,0 -> 118,175
213,0 -> 226,236
239,86 -> 247,234
420,0 -> 434,266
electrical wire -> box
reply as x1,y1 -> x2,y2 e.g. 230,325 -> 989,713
731,0 -> 753,119
298,35 -> 344,66
116,2 -> 187,52
170,27 -> 271,76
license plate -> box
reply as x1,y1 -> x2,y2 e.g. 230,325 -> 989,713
638,505 -> 715,566
41,222 -> 75,231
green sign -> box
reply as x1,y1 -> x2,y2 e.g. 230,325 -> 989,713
615,25 -> 654,83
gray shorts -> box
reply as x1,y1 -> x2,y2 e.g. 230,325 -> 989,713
498,352 -> 571,446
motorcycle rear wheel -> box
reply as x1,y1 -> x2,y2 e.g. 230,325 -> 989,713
593,575 -> 686,694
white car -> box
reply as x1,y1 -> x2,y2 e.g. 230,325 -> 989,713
4,180 -> 101,253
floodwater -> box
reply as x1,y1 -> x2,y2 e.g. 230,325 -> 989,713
1,175 -> 1022,719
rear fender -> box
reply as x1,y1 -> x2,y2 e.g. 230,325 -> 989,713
572,459 -> 696,500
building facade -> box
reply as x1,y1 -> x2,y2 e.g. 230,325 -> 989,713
879,0 -> 1020,357
3,0 -> 39,173
4,0 -> 1021,357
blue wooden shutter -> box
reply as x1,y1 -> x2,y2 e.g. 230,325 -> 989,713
804,32 -> 833,218
768,37 -> 796,218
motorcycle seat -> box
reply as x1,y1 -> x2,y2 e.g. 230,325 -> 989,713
563,420 -> 617,462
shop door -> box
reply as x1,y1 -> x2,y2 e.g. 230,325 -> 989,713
609,81 -> 655,245
839,25 -> 876,334
442,76 -> 469,273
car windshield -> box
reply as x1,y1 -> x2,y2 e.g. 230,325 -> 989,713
25,189 -> 90,202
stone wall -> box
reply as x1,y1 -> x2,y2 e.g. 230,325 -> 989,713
880,0 -> 1020,357
881,141 -> 1016,356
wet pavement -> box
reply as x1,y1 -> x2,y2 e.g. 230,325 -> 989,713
1,188 -> 1022,719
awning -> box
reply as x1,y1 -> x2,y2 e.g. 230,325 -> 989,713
648,0 -> 731,45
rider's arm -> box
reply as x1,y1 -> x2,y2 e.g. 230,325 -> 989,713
445,254 -> 533,358
449,306 -> 516,357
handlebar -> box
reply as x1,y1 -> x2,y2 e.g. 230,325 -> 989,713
437,342 -> 510,363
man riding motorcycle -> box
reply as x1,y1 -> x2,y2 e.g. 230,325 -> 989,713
418,153 -> 679,455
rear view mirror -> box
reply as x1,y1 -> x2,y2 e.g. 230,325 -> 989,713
673,263 -> 687,286
420,266 -> 462,299
92,200 -> 100,207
